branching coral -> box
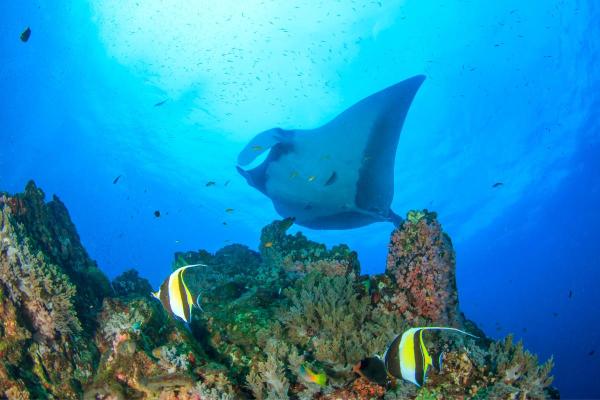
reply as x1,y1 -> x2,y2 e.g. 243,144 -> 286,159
385,210 -> 458,324
1,206 -> 81,340
191,380 -> 237,400
3,182 -> 112,331
153,344 -> 192,373
246,353 -> 290,399
487,335 -> 554,399
0,192 -> 96,399
279,272 -> 405,370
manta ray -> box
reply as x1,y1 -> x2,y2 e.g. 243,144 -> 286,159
237,75 -> 425,230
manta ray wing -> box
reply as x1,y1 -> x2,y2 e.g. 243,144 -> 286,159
237,75 -> 425,229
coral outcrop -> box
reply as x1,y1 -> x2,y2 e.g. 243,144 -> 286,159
385,210 -> 459,325
0,182 -> 557,399
0,182 -> 107,399
260,218 -> 360,277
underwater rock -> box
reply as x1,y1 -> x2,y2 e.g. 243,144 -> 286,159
112,268 -> 153,299
0,183 -> 558,399
259,218 -> 360,277
2,181 -> 113,330
385,210 -> 459,325
0,183 -> 104,399
84,297 -> 215,399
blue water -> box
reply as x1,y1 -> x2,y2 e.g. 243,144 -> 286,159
1,1 -> 598,397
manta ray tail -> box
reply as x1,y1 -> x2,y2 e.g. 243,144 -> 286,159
388,210 -> 403,227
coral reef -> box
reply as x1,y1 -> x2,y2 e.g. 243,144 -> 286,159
84,296 -> 210,400
0,182 -> 557,399
4,181 -> 112,330
0,183 -> 102,399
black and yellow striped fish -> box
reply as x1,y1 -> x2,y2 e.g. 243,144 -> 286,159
383,327 -> 477,386
151,264 -> 205,324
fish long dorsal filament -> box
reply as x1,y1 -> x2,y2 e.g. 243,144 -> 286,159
386,326 -> 478,387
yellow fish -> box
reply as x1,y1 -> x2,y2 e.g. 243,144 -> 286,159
307,175 -> 316,182
151,264 -> 205,324
252,145 -> 263,152
264,241 -> 273,248
289,171 -> 299,178
298,363 -> 327,386
225,208 -> 234,214
383,327 -> 477,386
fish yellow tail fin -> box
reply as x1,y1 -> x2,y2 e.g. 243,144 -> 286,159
314,372 -> 327,386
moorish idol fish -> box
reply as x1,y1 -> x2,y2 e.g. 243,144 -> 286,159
151,264 -> 205,324
384,327 -> 477,387
355,327 -> 477,387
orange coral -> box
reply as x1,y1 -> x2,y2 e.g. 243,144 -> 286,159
320,377 -> 385,399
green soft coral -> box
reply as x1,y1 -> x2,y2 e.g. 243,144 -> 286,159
487,335 -> 554,399
279,272 -> 405,370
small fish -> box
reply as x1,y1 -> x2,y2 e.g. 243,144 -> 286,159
113,175 -> 122,184
264,241 -> 273,248
20,27 -> 31,42
325,171 -> 337,186
222,221 -> 228,225
205,181 -> 216,187
151,264 -> 206,323
364,327 -> 477,387
225,208 -> 234,214
224,180 -> 230,186
154,210 -> 161,218
298,363 -> 327,386
492,182 -> 504,188
589,350 -> 595,356
307,175 -> 316,182
552,312 -> 559,317
289,171 -> 299,179
568,290 -> 573,299
154,99 -> 168,107
252,145 -> 263,152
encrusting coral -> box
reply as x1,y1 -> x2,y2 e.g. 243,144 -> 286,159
0,182 -> 558,399
385,210 -> 459,325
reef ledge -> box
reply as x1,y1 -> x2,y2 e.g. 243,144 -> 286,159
0,182 -> 558,399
